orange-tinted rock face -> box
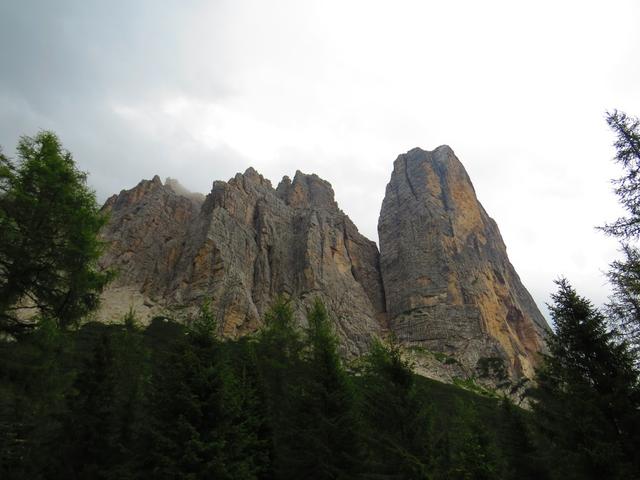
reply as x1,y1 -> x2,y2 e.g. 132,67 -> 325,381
98,171 -> 385,356
378,146 -> 549,378
97,147 -> 548,378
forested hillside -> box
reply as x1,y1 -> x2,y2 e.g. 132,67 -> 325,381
1,301 -> 547,479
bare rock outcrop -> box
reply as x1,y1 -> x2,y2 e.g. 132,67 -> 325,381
378,146 -> 549,379
98,170 -> 385,355
97,146 -> 548,380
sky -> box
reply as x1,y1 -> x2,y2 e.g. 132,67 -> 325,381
1,0 -> 639,320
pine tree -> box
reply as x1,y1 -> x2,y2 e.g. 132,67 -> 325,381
286,299 -> 362,480
601,110 -> 640,238
600,110 -> 640,353
498,398 -> 548,480
0,317 -> 72,479
532,279 -> 640,479
434,399 -> 503,480
58,331 -> 120,479
359,338 -> 432,479
140,303 -> 266,479
254,297 -> 305,479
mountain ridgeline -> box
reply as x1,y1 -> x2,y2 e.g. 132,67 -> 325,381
98,146 -> 549,381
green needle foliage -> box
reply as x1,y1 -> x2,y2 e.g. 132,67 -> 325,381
532,279 -> 640,479
0,132 -> 112,334
140,303 -> 268,480
254,296 -> 305,479
602,110 -> 640,239
0,298 -> 552,480
295,299 -> 362,479
359,338 -> 433,479
600,110 -> 640,352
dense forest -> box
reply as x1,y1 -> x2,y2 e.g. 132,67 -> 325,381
1,113 -> 640,479
0,300 -> 542,479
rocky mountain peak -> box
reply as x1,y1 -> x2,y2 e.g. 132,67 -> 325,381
98,166 -> 385,355
101,175 -> 169,212
379,147 -> 549,379
97,147 -> 548,385
231,167 -> 273,190
276,170 -> 338,211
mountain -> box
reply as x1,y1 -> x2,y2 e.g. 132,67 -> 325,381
379,147 -> 548,380
99,168 -> 385,356
97,146 -> 549,381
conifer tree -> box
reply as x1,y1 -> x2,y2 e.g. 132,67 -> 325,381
601,110 -> 640,238
141,303 -> 266,480
58,331 -> 120,479
498,398 -> 548,480
0,132 -> 113,334
434,399 -> 503,480
292,299 -> 362,480
532,279 -> 640,479
600,110 -> 640,353
0,317 -> 72,478
359,338 -> 432,478
254,297 -> 305,479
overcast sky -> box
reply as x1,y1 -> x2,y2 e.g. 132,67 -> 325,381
1,0 -> 639,319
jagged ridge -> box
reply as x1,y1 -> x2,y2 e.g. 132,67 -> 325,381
97,147 -> 549,377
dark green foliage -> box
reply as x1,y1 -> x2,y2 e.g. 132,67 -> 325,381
496,398 -> 547,480
359,338 -> 432,478
255,298 -> 363,479
600,110 -> 640,352
532,279 -> 640,479
435,399 -> 503,480
0,318 -> 73,479
0,298 -> 561,479
0,132 -> 112,334
58,331 -> 122,479
293,299 -> 362,479
254,297 -> 305,478
607,244 -> 640,351
601,110 -> 640,239
140,303 -> 268,480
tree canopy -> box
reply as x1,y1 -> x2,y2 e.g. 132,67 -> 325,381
0,131 -> 112,333
600,110 -> 640,352
532,279 -> 640,479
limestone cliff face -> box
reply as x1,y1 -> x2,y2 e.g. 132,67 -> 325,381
97,147 -> 548,379
98,171 -> 385,355
378,146 -> 549,378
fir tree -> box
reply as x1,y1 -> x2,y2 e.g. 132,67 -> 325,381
58,331 -> 120,479
435,399 -> 503,480
254,296 -> 306,479
497,397 -> 548,480
359,338 -> 432,479
0,317 -> 72,479
600,110 -> 640,353
532,279 -> 640,479
256,298 -> 363,479
140,303 -> 266,480
293,299 -> 363,479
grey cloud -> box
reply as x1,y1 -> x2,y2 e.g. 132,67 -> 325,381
0,0 -> 238,200
1,0 -> 639,323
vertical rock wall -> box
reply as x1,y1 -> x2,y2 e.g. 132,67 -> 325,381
98,170 -> 385,355
378,146 -> 549,378
97,146 -> 548,377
